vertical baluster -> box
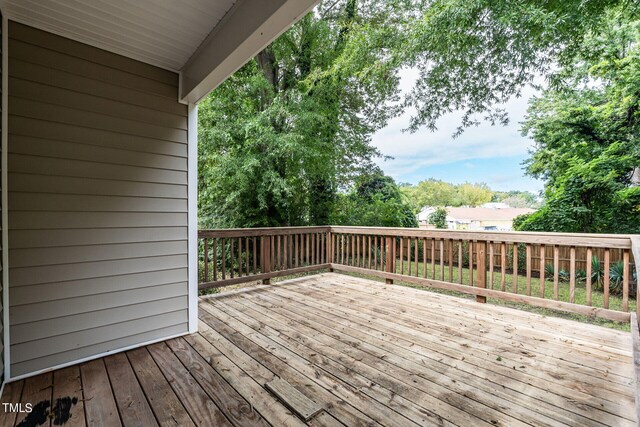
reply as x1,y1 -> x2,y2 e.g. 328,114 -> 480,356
431,239 -> 436,279
476,241 -> 487,303
204,238 -> 209,283
276,235 -> 281,270
356,235 -> 360,267
623,249 -> 630,312
339,234 -> 344,265
368,236 -> 372,269
448,239 -> 453,281
458,240 -> 463,284
469,240 -> 474,286
489,242 -> 494,290
239,237 -> 244,277
586,247 -> 592,306
392,236 -> 397,274
399,237 -> 405,274
221,238 -> 226,280
414,238 -> 419,277
213,238 -> 217,281
539,245 -> 545,298
374,236 -> 378,270
500,242 -> 506,291
407,238 -> 411,275
295,234 -> 299,268
553,245 -> 559,300
512,243 -> 518,294
270,234 -> 275,271
423,238 -> 427,278
569,246 -> 576,304
526,244 -> 532,296
230,238 -> 236,278
440,239 -> 445,281
283,234 -> 288,269
245,237 -> 250,276
252,237 -> 257,274
604,249 -> 610,309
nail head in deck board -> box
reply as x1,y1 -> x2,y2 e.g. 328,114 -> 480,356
265,378 -> 323,422
165,337 -> 269,427
80,359 -> 122,427
146,341 -> 234,427
125,347 -> 196,427
104,352 -> 158,426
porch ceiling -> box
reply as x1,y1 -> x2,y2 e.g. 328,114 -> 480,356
2,0 -> 236,71
2,0 -> 320,103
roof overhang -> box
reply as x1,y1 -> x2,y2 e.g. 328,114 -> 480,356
0,0 -> 320,104
180,0 -> 320,103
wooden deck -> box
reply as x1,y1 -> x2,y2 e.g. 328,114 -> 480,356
0,273 -> 635,426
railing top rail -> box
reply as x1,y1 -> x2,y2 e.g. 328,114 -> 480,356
199,226 -> 331,238
329,226 -> 636,249
198,225 -> 636,249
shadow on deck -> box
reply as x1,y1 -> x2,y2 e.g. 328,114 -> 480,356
0,273 -> 635,426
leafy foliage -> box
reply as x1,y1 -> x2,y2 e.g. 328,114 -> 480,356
330,173 -> 418,227
198,0 -> 636,228
427,207 -> 448,229
517,12 -> 640,233
401,179 -> 492,212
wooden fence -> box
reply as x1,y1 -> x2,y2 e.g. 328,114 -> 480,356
199,226 -> 640,322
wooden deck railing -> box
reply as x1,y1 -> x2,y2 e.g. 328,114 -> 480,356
199,226 -> 640,322
198,227 -> 331,289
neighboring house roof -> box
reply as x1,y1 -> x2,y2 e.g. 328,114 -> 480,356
446,207 -> 535,222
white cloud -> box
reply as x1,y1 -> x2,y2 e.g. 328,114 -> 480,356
372,69 -> 539,180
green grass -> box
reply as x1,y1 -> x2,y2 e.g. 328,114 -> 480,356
346,258 -> 634,331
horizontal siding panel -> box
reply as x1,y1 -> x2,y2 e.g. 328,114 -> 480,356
11,311 -> 188,364
10,240 -> 187,268
9,227 -> 187,249
9,212 -> 187,230
9,97 -> 187,143
10,59 -> 186,115
10,268 -> 188,306
10,290 -> 187,330
9,22 -> 178,85
9,255 -> 188,286
9,193 -> 188,213
9,154 -> 187,184
9,38 -> 176,98
9,135 -> 187,170
12,296 -> 187,344
8,23 -> 190,377
9,173 -> 187,199
11,323 -> 188,378
10,77 -> 187,129
10,116 -> 187,157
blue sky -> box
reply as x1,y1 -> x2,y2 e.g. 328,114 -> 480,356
371,69 -> 544,194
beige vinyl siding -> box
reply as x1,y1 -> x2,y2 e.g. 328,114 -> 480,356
7,22 -> 189,377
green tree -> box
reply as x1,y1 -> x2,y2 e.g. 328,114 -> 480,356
427,207 -> 448,229
199,0 -> 636,228
401,179 -> 492,211
198,1 -> 401,228
330,173 -> 417,227
517,13 -> 640,233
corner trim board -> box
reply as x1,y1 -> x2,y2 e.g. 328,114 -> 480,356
187,103 -> 198,333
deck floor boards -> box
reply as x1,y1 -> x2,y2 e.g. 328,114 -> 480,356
0,273 -> 635,426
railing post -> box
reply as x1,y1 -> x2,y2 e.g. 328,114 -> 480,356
327,230 -> 334,272
385,236 -> 394,284
261,235 -> 272,285
476,240 -> 487,303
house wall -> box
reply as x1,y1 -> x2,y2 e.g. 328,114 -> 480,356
7,22 -> 189,377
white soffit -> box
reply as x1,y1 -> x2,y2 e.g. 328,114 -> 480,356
2,0 -> 237,71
